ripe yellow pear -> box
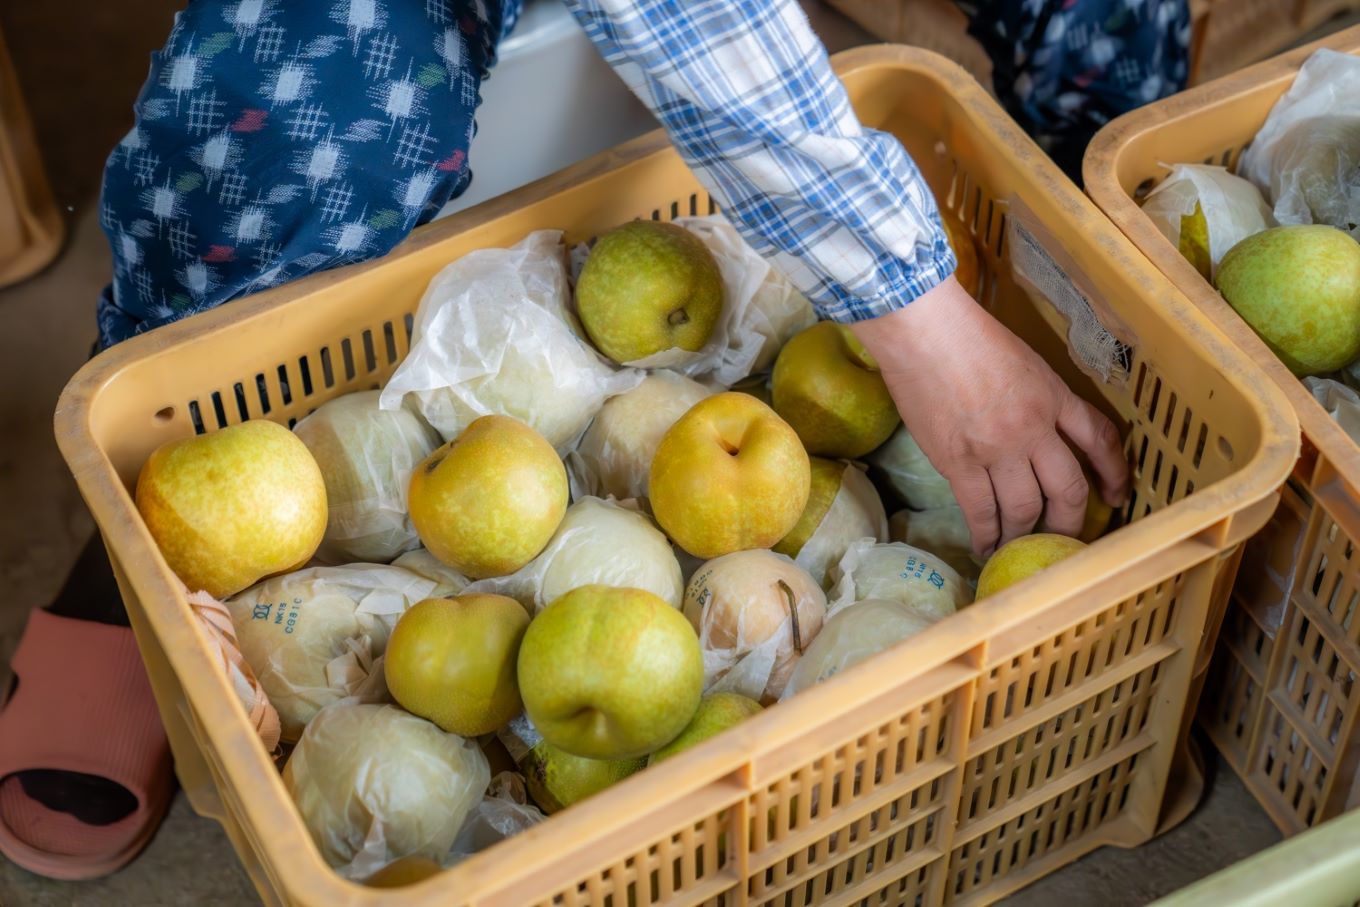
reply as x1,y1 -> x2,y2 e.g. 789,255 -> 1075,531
385,595 -> 530,737
518,585 -> 703,760
771,322 -> 900,458
575,220 -> 724,364
976,534 -> 1087,599
136,420 -> 326,598
943,215 -> 981,297
408,415 -> 567,579
650,392 -> 810,559
363,856 -> 442,888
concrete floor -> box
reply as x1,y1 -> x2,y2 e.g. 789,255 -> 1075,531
0,0 -> 1307,904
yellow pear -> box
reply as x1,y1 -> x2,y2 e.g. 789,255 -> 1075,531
649,392 -> 810,559
771,322 -> 900,458
976,534 -> 1087,599
136,420 -> 326,599
408,415 -> 567,579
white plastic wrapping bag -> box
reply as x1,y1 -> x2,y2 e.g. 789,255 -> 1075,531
380,230 -> 641,452
1241,49 -> 1360,238
683,550 -> 826,704
390,548 -> 471,597
283,703 -> 489,877
889,507 -> 981,587
1141,164 -> 1274,278
782,598 -> 938,699
465,497 -> 684,612
227,564 -> 441,740
570,216 -> 816,384
566,371 -> 715,503
446,772 -> 546,865
1305,376 -> 1360,442
791,462 -> 889,588
294,390 -> 442,564
867,426 -> 957,510
829,538 -> 972,620
673,215 -> 818,381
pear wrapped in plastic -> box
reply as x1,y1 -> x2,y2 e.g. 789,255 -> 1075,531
283,704 -> 489,877
782,599 -> 938,699
889,507 -> 982,586
1240,50 -> 1360,239
293,390 -> 442,564
446,772 -> 547,866
774,459 -> 889,587
829,539 -> 972,620
380,230 -> 641,453
1141,164 -> 1274,279
866,426 -> 957,511
465,497 -> 684,613
226,564 -> 443,741
683,549 -> 826,704
566,371 -> 714,503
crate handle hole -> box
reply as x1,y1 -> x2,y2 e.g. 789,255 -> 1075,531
154,406 -> 175,423
1217,436 -> 1235,462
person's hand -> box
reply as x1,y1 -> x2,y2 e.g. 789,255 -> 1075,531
850,276 -> 1129,557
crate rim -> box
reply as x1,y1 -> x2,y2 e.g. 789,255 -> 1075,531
54,44 -> 1301,906
1084,26 -> 1360,502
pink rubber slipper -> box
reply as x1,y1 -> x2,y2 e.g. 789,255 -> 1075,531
0,609 -> 173,880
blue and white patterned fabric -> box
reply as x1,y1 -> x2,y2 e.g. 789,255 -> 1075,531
96,0 -> 1187,348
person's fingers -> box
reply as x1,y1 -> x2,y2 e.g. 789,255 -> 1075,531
1030,433 -> 1089,538
949,465 -> 1001,558
990,458 -> 1045,550
1058,393 -> 1129,506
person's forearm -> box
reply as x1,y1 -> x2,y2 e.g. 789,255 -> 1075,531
562,0 -> 956,322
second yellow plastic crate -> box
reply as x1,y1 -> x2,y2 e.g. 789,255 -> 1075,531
1086,27 -> 1360,835
56,47 -> 1296,905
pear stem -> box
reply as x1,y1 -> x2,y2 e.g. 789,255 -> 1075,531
779,580 -> 803,654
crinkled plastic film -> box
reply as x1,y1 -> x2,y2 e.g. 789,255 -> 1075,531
793,462 -> 889,587
282,703 -> 489,878
226,564 -> 441,741
465,497 -> 683,612
1241,49 -> 1360,238
1305,376 -> 1360,443
446,772 -> 547,866
1140,164 -> 1275,279
683,550 -> 827,704
380,230 -> 642,453
293,390 -> 442,564
782,598 -> 937,698
828,538 -> 972,620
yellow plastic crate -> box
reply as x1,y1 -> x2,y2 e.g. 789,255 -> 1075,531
1085,27 -> 1360,835
56,47 -> 1297,906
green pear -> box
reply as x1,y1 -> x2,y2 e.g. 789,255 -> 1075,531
518,585 -> 703,760
136,420 -> 327,598
1215,225 -> 1360,376
773,457 -> 845,558
648,693 -> 762,765
522,740 -> 646,814
408,415 -> 568,579
772,322 -> 901,458
576,221 -> 724,364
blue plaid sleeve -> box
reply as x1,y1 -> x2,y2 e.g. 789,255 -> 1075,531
563,0 -> 956,322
